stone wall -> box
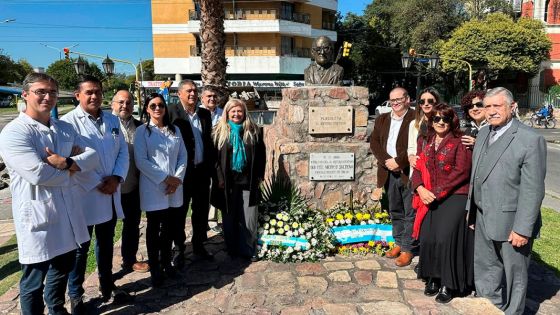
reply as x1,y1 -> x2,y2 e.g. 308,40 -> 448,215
264,86 -> 377,210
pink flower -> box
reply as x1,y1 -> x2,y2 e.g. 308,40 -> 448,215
437,154 -> 445,161
446,143 -> 454,149
443,164 -> 452,171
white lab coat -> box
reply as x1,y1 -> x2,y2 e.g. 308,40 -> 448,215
134,123 -> 187,211
0,113 -> 99,264
61,106 -> 129,225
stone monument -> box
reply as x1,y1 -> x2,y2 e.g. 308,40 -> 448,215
264,86 -> 375,210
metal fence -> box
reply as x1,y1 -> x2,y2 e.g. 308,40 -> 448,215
513,85 -> 560,109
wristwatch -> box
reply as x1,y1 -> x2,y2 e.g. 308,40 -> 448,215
64,157 -> 74,170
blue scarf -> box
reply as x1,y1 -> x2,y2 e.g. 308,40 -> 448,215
228,121 -> 246,172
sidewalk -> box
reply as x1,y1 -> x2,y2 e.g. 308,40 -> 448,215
1,218 -> 559,314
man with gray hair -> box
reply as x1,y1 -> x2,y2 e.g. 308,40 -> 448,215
467,87 -> 546,314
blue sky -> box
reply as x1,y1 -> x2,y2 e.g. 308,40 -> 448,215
0,0 -> 370,75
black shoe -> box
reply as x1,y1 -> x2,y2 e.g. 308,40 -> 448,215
70,296 -> 86,315
424,278 -> 440,296
435,286 -> 453,304
151,270 -> 164,288
193,247 -> 214,260
250,255 -> 259,262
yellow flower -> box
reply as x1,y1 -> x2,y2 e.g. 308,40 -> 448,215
368,241 -> 374,247
363,213 -> 371,220
326,218 -> 334,223
292,222 -> 299,228
336,214 -> 344,220
374,213 -> 382,219
356,213 -> 363,221
344,213 -> 353,219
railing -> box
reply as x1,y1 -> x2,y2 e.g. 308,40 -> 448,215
190,46 -> 310,58
188,9 -> 310,24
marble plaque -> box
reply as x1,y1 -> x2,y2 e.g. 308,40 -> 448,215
309,152 -> 355,180
308,106 -> 353,134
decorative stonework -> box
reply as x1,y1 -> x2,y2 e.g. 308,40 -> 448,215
264,86 -> 376,210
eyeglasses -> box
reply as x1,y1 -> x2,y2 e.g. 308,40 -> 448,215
312,46 -> 332,53
29,89 -> 58,98
389,96 -> 407,104
433,116 -> 451,124
113,100 -> 133,106
149,104 -> 166,110
468,101 -> 484,110
418,98 -> 435,106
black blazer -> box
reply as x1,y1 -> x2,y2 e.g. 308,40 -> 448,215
168,103 -> 214,174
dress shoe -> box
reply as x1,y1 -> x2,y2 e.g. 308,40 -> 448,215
150,269 -> 164,288
424,278 -> 440,296
70,296 -> 86,315
395,251 -> 413,267
435,286 -> 454,303
385,245 -> 401,259
132,261 -> 150,273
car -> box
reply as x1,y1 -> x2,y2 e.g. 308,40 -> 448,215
374,100 -> 416,116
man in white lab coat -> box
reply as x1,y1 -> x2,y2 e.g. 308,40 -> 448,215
62,75 -> 130,311
0,73 -> 98,315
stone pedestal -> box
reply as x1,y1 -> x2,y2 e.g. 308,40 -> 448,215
264,86 -> 376,210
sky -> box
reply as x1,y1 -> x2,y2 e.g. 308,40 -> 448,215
0,0 -> 370,75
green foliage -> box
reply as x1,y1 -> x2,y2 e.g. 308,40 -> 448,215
46,59 -> 105,91
462,0 -> 515,20
138,59 -> 168,81
0,50 -> 35,85
439,13 -> 551,77
260,175 -> 307,218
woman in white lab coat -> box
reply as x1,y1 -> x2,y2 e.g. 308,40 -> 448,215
134,93 -> 187,287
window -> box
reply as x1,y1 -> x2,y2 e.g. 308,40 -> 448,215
281,36 -> 294,56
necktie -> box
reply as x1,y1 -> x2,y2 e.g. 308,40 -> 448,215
488,129 -> 497,146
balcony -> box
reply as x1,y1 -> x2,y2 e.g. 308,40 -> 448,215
188,9 -> 310,24
190,46 -> 310,58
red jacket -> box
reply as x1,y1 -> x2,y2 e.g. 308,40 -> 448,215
411,134 -> 471,200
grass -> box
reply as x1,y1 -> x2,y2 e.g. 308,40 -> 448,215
0,104 -> 75,116
532,207 -> 560,277
0,221 -> 124,296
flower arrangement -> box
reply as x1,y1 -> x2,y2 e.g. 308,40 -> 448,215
337,241 -> 394,256
325,201 -> 391,226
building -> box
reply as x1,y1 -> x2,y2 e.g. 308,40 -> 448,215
151,0 -> 338,84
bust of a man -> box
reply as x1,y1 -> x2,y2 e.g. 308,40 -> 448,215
304,36 -> 344,86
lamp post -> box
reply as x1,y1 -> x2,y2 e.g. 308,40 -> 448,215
402,51 -> 472,91
401,52 -> 440,98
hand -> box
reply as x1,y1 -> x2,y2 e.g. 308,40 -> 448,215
508,231 -> 529,247
164,176 -> 182,195
408,155 -> 418,169
417,186 -> 436,205
371,187 -> 383,201
461,135 -> 476,148
44,147 -> 68,169
97,176 -> 120,195
70,145 -> 84,157
384,158 -> 400,171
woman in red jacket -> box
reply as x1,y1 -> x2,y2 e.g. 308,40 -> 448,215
411,103 -> 472,303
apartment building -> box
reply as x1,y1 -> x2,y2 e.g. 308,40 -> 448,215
151,0 -> 338,82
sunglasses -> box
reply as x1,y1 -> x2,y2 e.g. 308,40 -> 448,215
418,98 -> 435,106
149,104 -> 166,110
468,101 -> 484,110
433,116 -> 451,124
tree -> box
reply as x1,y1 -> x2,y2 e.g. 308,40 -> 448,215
46,59 -> 105,91
137,59 -> 167,81
0,50 -> 34,85
462,0 -> 514,20
199,0 -> 227,89
439,13 -> 551,88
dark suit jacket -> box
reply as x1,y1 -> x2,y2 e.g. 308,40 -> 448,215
168,103 -> 214,177
370,109 -> 415,187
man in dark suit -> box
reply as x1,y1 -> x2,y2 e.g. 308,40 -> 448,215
370,87 -> 417,267
168,79 -> 214,267
467,87 -> 546,315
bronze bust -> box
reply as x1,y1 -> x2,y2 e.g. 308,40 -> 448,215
304,36 -> 344,86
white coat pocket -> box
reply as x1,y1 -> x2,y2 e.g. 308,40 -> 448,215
20,198 -> 58,232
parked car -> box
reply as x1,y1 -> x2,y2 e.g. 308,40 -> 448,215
374,100 -> 416,116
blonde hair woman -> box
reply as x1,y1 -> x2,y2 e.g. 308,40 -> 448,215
212,99 -> 266,261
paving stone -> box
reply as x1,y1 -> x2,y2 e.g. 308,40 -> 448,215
403,279 -> 425,290
184,271 -> 220,285
245,261 -> 270,273
297,276 -> 329,295
323,262 -> 354,271
0,301 -> 17,314
449,297 -> 502,315
295,262 -> 327,275
354,270 -> 373,285
360,301 -> 413,315
232,292 -> 266,309
328,270 -> 351,282
265,271 -> 294,285
355,259 -> 381,270
403,289 -> 458,315
322,303 -> 358,315
325,283 -> 361,301
0,288 -> 18,302
268,283 -> 296,296
396,269 -> 417,279
376,271 -> 398,288
190,288 -> 217,304
358,287 -> 403,302
237,272 -> 266,290
281,306 -> 312,315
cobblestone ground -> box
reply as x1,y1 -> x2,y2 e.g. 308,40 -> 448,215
0,219 -> 559,315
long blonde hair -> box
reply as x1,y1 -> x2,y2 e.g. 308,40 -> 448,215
213,99 -> 260,149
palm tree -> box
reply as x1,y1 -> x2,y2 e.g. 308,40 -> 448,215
200,0 -> 227,89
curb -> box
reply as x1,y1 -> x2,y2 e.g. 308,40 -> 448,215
546,190 -> 560,200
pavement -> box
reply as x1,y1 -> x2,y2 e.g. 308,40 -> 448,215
0,218 -> 559,315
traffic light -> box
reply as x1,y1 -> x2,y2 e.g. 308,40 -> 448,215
342,41 -> 352,57
63,48 -> 70,60
408,48 -> 416,57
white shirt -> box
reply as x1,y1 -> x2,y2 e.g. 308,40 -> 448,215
200,104 -> 223,127
386,110 -> 408,158
61,106 -> 129,226
0,113 -> 98,264
134,123 -> 187,211
490,119 -> 513,143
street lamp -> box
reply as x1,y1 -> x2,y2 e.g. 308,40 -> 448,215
102,55 -> 115,76
428,53 -> 440,70
73,57 -> 87,75
401,52 -> 413,69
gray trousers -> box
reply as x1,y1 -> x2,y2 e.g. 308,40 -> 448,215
385,172 -> 417,253
474,211 -> 532,315
223,188 -> 258,257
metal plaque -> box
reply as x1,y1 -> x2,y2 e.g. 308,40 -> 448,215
308,106 -> 353,134
309,153 -> 355,181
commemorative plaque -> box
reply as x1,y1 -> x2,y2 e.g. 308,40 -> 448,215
309,152 -> 355,181
308,107 -> 353,134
